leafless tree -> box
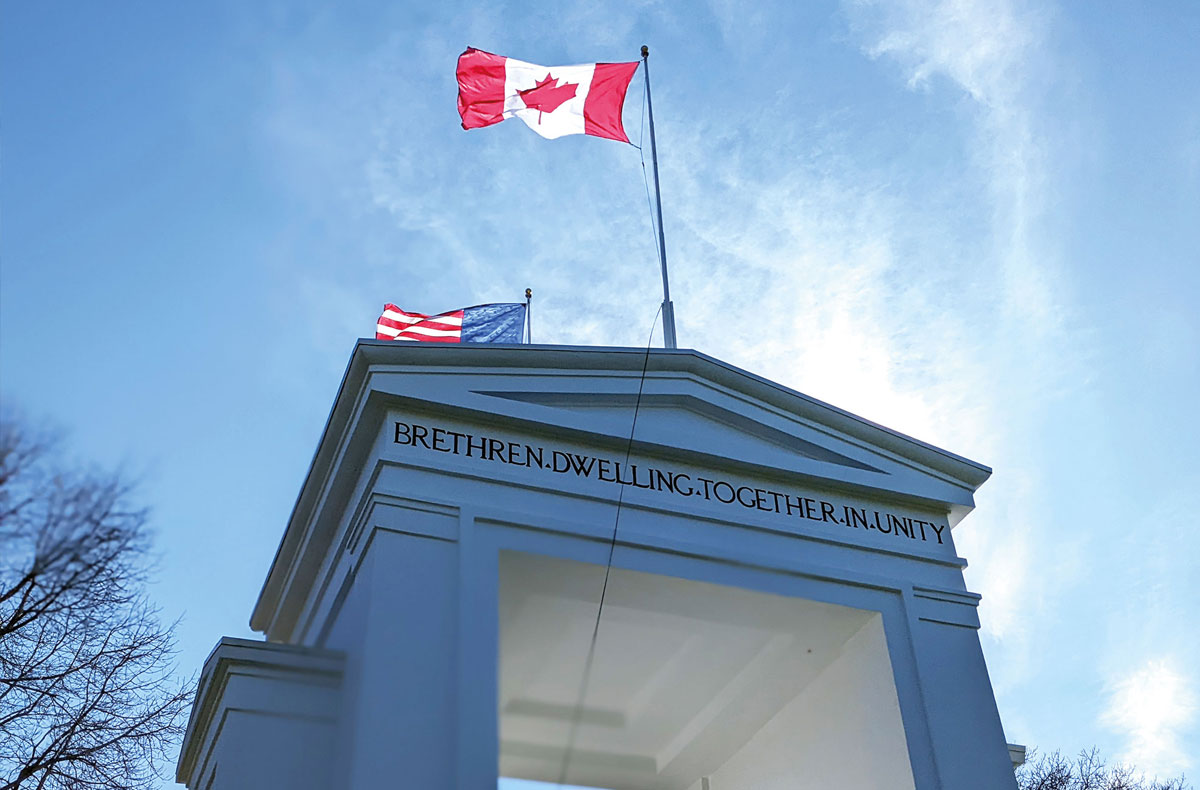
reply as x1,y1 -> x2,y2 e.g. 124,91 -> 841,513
0,411 -> 191,790
1018,748 -> 1190,790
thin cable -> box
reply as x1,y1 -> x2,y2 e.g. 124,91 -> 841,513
626,77 -> 646,152
555,304 -> 663,787
638,78 -> 662,263
639,70 -> 647,151
640,164 -> 660,263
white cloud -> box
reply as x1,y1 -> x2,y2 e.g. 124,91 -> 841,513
261,0 -> 1085,662
845,0 -> 1069,349
1102,658 -> 1197,776
829,0 -> 1078,651
853,0 -> 1038,102
262,0 -> 1085,660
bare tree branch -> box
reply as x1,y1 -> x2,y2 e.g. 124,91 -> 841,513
1018,748 -> 1190,790
1,410 -> 191,790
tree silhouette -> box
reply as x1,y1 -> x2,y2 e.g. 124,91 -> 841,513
1018,748 -> 1190,790
0,412 -> 190,790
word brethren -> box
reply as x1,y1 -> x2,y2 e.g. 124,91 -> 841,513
393,420 -> 946,545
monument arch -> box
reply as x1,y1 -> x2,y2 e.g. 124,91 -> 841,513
177,342 -> 1018,790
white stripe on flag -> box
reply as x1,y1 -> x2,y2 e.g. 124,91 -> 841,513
398,325 -> 461,338
381,310 -> 463,327
380,311 -> 424,325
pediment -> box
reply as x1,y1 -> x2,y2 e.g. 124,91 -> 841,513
474,391 -> 883,473
353,345 -> 988,510
252,342 -> 991,639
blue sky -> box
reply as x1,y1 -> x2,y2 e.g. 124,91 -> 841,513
2,0 -> 1197,785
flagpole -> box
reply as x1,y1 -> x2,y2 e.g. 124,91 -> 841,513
525,287 -> 532,344
641,45 -> 678,349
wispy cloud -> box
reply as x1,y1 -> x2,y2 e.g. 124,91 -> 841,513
825,0 -> 1082,651
259,0 -> 1092,676
1096,490 -> 1200,776
258,0 -> 1087,657
844,0 -> 1074,365
1102,658 -> 1197,776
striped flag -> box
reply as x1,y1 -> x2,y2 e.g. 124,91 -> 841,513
375,303 -> 526,344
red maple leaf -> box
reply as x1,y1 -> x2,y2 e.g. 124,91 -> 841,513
517,73 -> 578,123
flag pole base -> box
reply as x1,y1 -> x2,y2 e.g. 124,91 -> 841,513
662,300 -> 678,349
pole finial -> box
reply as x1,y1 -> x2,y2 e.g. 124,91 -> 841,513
641,45 -> 649,58
524,288 -> 533,344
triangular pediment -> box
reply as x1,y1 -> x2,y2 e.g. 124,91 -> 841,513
474,390 -> 884,473
343,347 -> 986,510
252,342 -> 991,639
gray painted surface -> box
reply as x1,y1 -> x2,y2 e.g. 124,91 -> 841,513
177,342 -> 1016,789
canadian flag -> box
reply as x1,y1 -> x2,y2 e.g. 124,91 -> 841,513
456,48 -> 639,143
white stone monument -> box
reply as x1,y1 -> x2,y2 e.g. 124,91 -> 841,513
176,342 -> 1019,789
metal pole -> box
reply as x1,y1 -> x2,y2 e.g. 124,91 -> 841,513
524,287 -> 532,344
641,45 -> 678,349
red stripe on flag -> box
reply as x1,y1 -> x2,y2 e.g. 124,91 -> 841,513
382,303 -> 435,319
381,303 -> 426,318
584,62 -> 639,143
376,306 -> 466,343
457,48 -> 507,130
388,317 -> 461,332
392,331 -> 462,343
429,309 -> 465,326
378,316 -> 419,332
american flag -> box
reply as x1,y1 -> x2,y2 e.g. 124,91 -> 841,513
375,303 -> 526,344
376,305 -> 465,343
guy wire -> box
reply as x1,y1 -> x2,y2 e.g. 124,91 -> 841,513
638,76 -> 662,263
555,302 -> 663,787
